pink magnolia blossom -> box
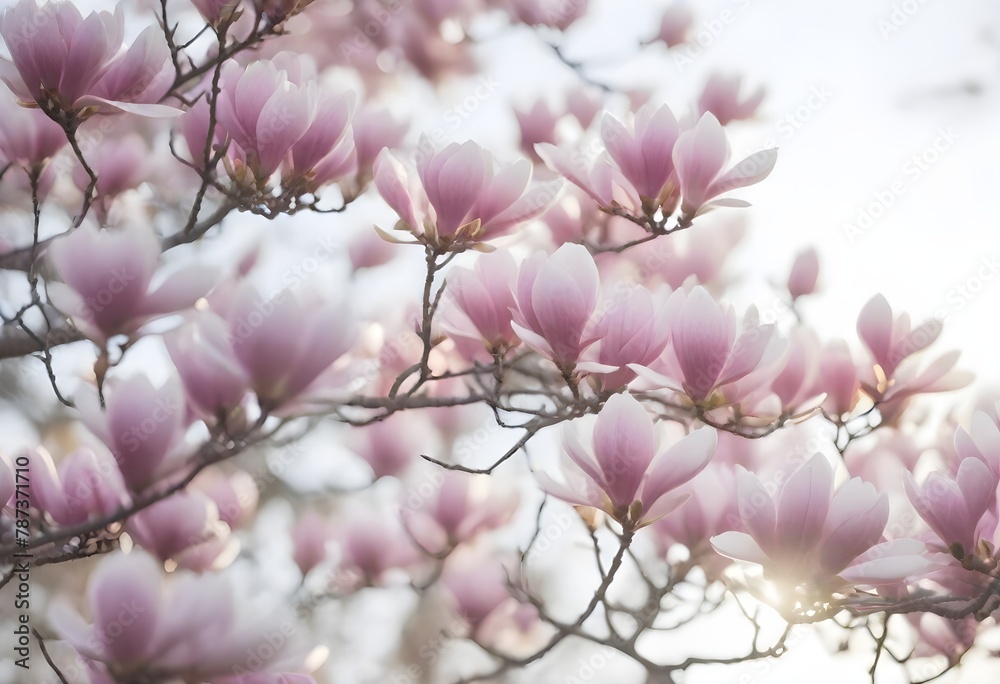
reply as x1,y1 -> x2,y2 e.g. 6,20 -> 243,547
0,1 -> 176,119
71,131 -> 147,221
27,447 -> 128,525
770,328 -> 822,416
856,294 -> 971,402
600,104 -> 682,211
190,0 -> 242,26
284,91 -> 357,191
787,247 -> 820,300
215,57 -> 318,184
584,285 -> 672,391
127,492 -> 237,572
47,220 -> 215,343
652,463 -> 738,557
402,472 -> 518,553
654,3 -> 693,47
335,516 -> 419,588
374,139 -> 558,249
0,90 -> 67,168
511,243 -> 601,369
696,73 -> 766,126
631,286 -> 783,407
165,310 -> 250,421
954,411 -> 1000,481
349,414 -> 422,480
672,112 -> 777,220
76,374 -> 190,492
909,614 -> 977,665
711,454 -> 929,590
815,339 -> 862,417
566,87 -> 602,129
292,509 -> 334,576
48,550 -> 314,681
191,468 -> 259,529
441,550 -> 518,635
536,392 -> 716,528
505,0 -> 589,30
904,457 -> 995,559
347,230 -> 397,272
440,249 -> 520,358
223,281 -> 355,408
351,104 -> 408,184
514,99 -> 558,160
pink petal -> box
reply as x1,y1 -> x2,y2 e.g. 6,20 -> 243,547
710,531 -> 768,565
640,427 -> 716,513
591,393 -> 655,507
89,551 -> 162,664
857,294 -> 893,371
774,454 -> 832,553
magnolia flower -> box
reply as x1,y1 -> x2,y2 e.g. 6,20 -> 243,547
335,516 -> 419,589
374,139 -> 558,249
349,414 -> 423,480
904,457 -> 995,560
351,104 -> 408,184
511,243 -> 600,369
815,339 -> 861,418
600,104 -> 682,211
505,0 -> 589,30
653,463 -> 738,557
631,286 -> 783,408
215,57 -> 318,185
514,99 -> 558,160
402,472 -> 519,553
47,220 -> 214,343
27,447 -> 128,525
0,91 -> 67,169
284,91 -> 357,191
190,0 -> 242,26
696,73 -> 766,126
787,247 -> 820,300
191,468 -> 259,529
711,455 -> 930,592
441,550 -> 518,635
76,374 -> 190,492
537,103 -> 687,215
221,281 -> 355,408
165,311 -> 250,422
127,492 -> 237,572
954,411 -> 1000,481
71,131 -> 147,221
672,112 -> 777,220
440,250 -> 520,358
584,285 -> 672,391
48,550 -> 314,681
654,2 -> 693,47
292,509 -> 334,576
0,1 -> 176,119
856,294 -> 971,402
536,392 -> 716,529
770,328 -> 822,416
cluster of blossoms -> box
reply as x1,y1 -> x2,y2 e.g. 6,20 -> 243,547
0,1 -> 996,684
